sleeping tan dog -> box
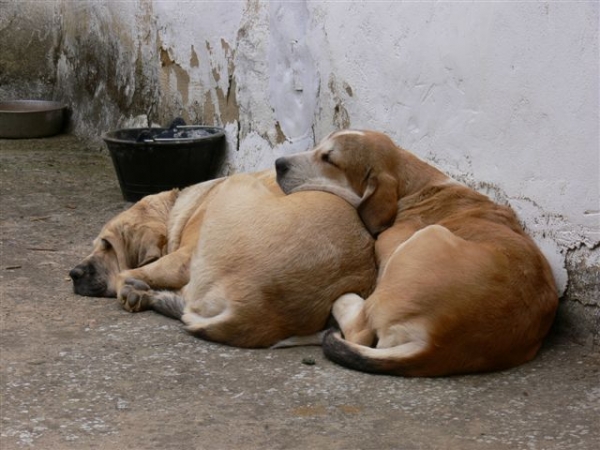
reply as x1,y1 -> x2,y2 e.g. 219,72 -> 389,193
70,171 -> 278,298
275,130 -> 559,376
70,170 -> 376,348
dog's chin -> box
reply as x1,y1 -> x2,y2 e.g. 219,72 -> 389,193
282,182 -> 362,209
72,280 -> 115,298
275,175 -> 296,195
276,175 -> 327,195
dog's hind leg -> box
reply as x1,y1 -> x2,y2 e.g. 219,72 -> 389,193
332,293 -> 375,346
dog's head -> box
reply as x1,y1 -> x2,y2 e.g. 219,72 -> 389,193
69,190 -> 177,297
275,130 -> 401,235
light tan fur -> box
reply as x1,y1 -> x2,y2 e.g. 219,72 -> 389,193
275,130 -> 559,376
71,174 -> 240,298
71,170 -> 376,348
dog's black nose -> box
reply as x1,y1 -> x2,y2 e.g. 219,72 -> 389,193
69,265 -> 86,281
275,157 -> 289,175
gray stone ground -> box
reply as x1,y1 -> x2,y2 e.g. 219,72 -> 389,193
1,135 -> 599,450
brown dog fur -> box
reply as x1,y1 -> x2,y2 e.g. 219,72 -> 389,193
71,170 -> 376,348
275,130 -> 558,376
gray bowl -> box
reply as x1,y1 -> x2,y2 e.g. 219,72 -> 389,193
0,100 -> 67,139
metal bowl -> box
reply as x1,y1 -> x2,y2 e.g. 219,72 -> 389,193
0,100 -> 67,139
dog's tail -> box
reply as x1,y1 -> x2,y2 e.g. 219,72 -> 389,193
322,329 -> 433,377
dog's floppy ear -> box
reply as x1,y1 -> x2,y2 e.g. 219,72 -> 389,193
107,235 -> 128,272
358,172 -> 398,236
115,222 -> 166,269
132,226 -> 167,268
128,189 -> 176,267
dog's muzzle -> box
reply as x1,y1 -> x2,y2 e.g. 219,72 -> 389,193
275,157 -> 293,193
69,262 -> 112,297
275,157 -> 290,178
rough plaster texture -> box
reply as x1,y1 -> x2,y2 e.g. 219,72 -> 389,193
0,0 -> 159,136
0,1 -> 598,339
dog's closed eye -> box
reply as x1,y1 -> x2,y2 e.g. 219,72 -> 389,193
321,151 -> 339,168
139,256 -> 159,267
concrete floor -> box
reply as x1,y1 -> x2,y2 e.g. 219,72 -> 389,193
1,135 -> 599,450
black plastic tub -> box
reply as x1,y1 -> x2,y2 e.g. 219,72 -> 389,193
103,126 -> 225,202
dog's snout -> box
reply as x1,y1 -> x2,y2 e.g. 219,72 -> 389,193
70,262 -> 111,297
275,157 -> 290,176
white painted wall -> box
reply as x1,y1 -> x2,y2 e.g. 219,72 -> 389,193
152,1 -> 598,294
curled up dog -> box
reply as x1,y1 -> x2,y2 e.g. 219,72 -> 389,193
275,130 -> 559,376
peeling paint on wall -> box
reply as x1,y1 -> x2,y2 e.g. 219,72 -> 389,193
328,75 -> 352,130
211,39 -> 240,126
159,44 -> 190,117
561,245 -> 600,344
267,0 -> 318,149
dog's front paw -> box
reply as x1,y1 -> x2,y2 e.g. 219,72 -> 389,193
118,278 -> 153,313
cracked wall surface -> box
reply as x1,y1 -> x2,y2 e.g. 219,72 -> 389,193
1,0 -> 598,340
